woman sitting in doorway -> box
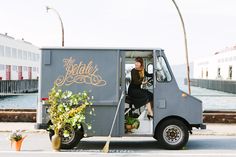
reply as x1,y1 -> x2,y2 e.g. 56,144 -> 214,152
128,57 -> 153,119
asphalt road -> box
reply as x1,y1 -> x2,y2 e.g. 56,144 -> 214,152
0,132 -> 236,157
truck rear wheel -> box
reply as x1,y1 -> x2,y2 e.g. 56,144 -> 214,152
156,119 -> 189,150
49,125 -> 84,149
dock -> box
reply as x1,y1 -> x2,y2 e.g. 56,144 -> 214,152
0,80 -> 38,95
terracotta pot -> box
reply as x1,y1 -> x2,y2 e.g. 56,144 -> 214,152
11,136 -> 26,151
51,133 -> 61,151
126,124 -> 133,132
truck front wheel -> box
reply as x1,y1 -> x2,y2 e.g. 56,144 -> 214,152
49,125 -> 84,149
156,119 -> 189,150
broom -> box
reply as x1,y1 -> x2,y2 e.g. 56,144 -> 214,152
102,91 -> 125,153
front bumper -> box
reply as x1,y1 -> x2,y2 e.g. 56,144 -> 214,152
191,123 -> 206,130
200,123 -> 207,129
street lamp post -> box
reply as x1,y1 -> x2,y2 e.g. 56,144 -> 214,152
46,6 -> 65,47
171,0 -> 191,94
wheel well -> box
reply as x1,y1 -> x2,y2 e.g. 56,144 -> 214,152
154,116 -> 191,138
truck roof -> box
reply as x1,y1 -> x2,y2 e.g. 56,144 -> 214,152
41,46 -> 164,51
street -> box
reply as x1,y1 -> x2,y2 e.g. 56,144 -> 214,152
0,132 -> 236,157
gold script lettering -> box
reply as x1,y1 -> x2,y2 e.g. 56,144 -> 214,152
54,57 -> 107,87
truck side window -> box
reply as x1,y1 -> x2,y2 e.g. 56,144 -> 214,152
156,56 -> 172,82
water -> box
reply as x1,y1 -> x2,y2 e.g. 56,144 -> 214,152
0,84 -> 235,111
0,94 -> 38,109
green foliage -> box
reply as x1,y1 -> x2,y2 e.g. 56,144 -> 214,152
125,116 -> 140,129
48,85 -> 94,136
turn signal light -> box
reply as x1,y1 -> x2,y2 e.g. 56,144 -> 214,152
41,97 -> 49,101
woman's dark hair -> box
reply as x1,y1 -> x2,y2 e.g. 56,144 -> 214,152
135,57 -> 144,68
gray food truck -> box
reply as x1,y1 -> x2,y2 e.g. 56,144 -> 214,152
35,47 -> 206,150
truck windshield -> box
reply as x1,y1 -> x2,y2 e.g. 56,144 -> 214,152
156,56 -> 172,82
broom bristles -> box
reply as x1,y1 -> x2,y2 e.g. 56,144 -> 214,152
102,136 -> 111,153
102,141 -> 110,153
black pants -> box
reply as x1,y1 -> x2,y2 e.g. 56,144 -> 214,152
128,87 -> 153,109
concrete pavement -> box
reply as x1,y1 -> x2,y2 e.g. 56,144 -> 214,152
0,123 -> 236,156
0,122 -> 236,136
0,133 -> 236,156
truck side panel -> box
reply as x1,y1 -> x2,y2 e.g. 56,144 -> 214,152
38,49 -> 121,136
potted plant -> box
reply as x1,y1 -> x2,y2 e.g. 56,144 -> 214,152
9,130 -> 27,151
125,116 -> 140,133
48,85 -> 94,151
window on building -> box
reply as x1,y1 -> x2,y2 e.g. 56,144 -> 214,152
33,67 -> 37,72
0,45 -> 4,56
228,66 -> 233,80
0,64 -> 5,71
206,68 -> 208,78
12,65 -> 17,71
28,52 -> 32,61
12,48 -> 17,58
201,68 -> 203,78
32,53 -> 36,61
36,54 -> 40,61
18,49 -> 23,59
23,51 -> 27,60
5,47 -> 12,57
217,67 -> 221,78
23,66 -> 28,71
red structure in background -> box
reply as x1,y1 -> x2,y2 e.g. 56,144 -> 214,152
6,65 -> 11,80
28,67 -> 32,79
18,66 -> 23,80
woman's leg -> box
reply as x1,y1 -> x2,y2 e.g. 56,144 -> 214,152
146,102 -> 153,116
146,90 -> 153,116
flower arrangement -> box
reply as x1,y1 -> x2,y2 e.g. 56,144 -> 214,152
9,130 -> 24,142
9,130 -> 26,151
48,85 -> 94,138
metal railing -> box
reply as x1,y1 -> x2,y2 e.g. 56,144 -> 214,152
184,78 -> 236,94
0,80 -> 38,94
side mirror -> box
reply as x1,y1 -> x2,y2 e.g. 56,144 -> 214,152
147,63 -> 153,74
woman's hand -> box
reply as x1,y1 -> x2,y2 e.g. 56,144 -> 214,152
142,80 -> 148,85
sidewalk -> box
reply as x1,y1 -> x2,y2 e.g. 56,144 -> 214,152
0,122 -> 235,136
0,122 -> 46,133
192,123 -> 236,136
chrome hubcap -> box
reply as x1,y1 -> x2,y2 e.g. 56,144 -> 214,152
163,125 -> 183,145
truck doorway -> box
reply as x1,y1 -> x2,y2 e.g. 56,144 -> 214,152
124,50 -> 154,136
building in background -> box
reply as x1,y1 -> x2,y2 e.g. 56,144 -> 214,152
0,33 -> 40,80
190,45 -> 236,94
193,45 -> 236,81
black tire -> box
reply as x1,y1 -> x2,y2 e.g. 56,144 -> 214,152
49,124 -> 84,149
155,119 -> 189,150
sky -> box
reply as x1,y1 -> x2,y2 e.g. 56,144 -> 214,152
1,0 -> 236,65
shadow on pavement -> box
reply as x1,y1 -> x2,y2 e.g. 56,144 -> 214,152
64,140 -> 162,152
61,137 -> 236,152
187,138 -> 236,150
